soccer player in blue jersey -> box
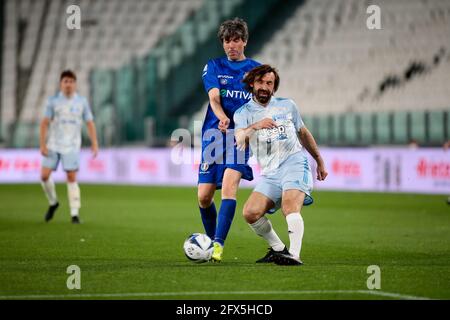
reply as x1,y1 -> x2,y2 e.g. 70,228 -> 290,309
234,65 -> 328,265
39,70 -> 98,224
198,18 -> 260,262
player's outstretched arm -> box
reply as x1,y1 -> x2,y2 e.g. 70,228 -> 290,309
39,118 -> 50,156
208,88 -> 230,132
86,120 -> 99,158
299,126 -> 328,181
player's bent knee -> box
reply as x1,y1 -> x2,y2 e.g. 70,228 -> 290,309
41,172 -> 51,182
281,202 -> 300,215
67,174 -> 77,183
198,193 -> 213,208
243,203 -> 263,224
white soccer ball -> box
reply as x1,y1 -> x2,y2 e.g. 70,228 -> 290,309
183,233 -> 213,263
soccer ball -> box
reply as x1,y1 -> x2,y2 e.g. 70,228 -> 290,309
183,233 -> 213,263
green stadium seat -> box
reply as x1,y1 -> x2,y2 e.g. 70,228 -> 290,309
447,110 -> 450,141
12,124 -> 26,148
204,0 -> 220,27
31,123 -> 40,147
91,70 -> 113,113
343,113 -> 358,145
428,110 -> 445,144
308,116 -> 320,142
392,111 -> 408,144
329,114 -> 342,145
12,122 -> 35,148
179,22 -> 196,56
219,0 -> 237,16
302,114 -> 313,132
115,65 -> 135,127
195,19 -> 211,43
360,112 -> 374,145
317,115 -> 330,145
375,112 -> 391,144
170,46 -> 183,68
410,111 -> 426,144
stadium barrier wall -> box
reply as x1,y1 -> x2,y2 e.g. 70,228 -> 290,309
0,148 -> 448,194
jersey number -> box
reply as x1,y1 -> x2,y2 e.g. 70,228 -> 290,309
266,138 -> 272,155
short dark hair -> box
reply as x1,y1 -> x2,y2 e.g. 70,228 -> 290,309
217,17 -> 249,42
60,70 -> 77,81
242,64 -> 280,92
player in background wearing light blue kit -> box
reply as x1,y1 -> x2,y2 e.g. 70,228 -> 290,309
39,70 -> 98,224
198,18 -> 260,262
235,65 -> 328,265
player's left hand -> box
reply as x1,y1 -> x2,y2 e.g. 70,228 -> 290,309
316,163 -> 328,181
218,117 -> 230,132
235,140 -> 247,152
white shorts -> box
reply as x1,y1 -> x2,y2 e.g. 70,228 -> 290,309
42,150 -> 80,171
254,152 -> 314,214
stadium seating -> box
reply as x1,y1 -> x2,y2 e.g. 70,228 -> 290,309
359,113 -> 374,145
253,0 -> 450,146
428,110 -> 445,144
410,111 -> 427,144
375,112 -> 391,145
1,0 -> 204,146
392,111 -> 408,144
1,0 -> 449,147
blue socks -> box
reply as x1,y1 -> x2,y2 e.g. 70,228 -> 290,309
214,199 -> 237,246
199,199 -> 237,246
199,203 -> 217,240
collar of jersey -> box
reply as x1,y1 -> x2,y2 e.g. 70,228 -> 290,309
225,57 -> 250,69
58,91 -> 79,100
249,96 -> 274,109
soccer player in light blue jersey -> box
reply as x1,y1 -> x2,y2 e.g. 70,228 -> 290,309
234,65 -> 328,265
39,70 -> 98,224
198,18 -> 260,262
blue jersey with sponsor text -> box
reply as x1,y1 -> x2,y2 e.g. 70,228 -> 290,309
201,56 -> 260,163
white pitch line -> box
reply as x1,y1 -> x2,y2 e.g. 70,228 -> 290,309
0,290 -> 432,300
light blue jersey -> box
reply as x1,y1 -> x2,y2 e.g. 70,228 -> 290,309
235,96 -> 314,208
234,97 -> 305,175
43,92 -> 93,154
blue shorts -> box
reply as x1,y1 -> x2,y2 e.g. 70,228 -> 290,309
198,162 -> 253,189
255,152 -> 314,213
42,150 -> 80,171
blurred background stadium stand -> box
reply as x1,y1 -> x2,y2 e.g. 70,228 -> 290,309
0,0 -> 449,148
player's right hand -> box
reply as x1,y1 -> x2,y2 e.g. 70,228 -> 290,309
252,118 -> 278,130
218,117 -> 230,132
91,144 -> 99,158
40,145 -> 48,157
316,163 -> 328,181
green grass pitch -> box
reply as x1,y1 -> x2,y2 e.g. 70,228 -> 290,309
0,184 -> 449,300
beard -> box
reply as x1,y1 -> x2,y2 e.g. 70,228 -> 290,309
254,89 -> 272,104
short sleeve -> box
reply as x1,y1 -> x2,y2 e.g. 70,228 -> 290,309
202,60 -> 220,93
43,98 -> 54,119
82,98 -> 94,121
233,106 -> 248,130
291,100 -> 304,131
